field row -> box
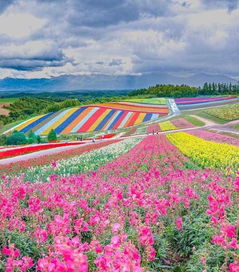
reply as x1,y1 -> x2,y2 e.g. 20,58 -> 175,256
12,102 -> 169,136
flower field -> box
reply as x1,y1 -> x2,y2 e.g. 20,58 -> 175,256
203,103 -> 239,121
0,142 -> 84,160
189,129 -> 239,147
10,102 -> 169,136
1,133 -> 239,271
167,132 -> 239,170
17,138 -> 140,182
175,96 -> 237,106
0,139 -> 121,175
159,121 -> 177,131
171,118 -> 195,129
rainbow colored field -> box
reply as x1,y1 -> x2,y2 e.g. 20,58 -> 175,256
175,96 -> 237,105
12,102 -> 169,135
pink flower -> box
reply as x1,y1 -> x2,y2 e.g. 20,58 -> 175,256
229,262 -> 239,272
176,217 -> 183,230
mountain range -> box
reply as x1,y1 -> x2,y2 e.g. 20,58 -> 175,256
0,73 -> 237,93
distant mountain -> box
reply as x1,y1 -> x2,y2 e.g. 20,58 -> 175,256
0,73 -> 237,92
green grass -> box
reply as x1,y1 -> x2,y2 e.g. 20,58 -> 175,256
183,103 -> 239,124
0,98 -> 18,103
123,97 -> 167,105
182,110 -> 228,124
232,123 -> 239,130
183,115 -> 205,126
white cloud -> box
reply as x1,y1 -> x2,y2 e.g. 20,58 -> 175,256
0,12 -> 46,39
0,0 -> 238,80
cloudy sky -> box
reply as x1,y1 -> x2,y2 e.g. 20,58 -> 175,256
0,0 -> 238,81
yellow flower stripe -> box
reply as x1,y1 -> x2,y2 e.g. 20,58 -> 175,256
87,109 -> 112,132
167,132 -> 239,170
41,108 -> 78,135
15,115 -> 45,132
134,113 -> 146,125
159,121 -> 177,131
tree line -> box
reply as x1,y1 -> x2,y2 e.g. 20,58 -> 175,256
129,82 -> 239,97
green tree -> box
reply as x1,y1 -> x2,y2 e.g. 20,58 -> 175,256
36,135 -> 41,144
28,130 -> 38,144
47,129 -> 57,142
6,131 -> 28,145
0,134 -> 7,146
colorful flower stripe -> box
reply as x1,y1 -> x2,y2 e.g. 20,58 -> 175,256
20,112 -> 55,133
159,121 -> 177,131
54,107 -> 87,134
147,123 -> 161,133
171,118 -> 195,129
17,115 -> 45,132
14,102 -> 169,135
20,137 -> 139,183
175,96 -> 237,105
96,102 -> 169,113
117,101 -> 167,108
0,142 -> 84,160
0,139 -> 120,175
188,129 -> 239,147
167,132 -> 239,170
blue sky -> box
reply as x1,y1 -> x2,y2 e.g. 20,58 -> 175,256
0,0 -> 238,81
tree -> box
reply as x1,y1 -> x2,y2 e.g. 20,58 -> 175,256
47,129 -> 57,142
0,134 -> 7,146
36,135 -> 41,144
6,131 -> 28,145
28,130 -> 37,144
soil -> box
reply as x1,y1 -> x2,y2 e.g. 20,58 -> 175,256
0,103 -> 10,116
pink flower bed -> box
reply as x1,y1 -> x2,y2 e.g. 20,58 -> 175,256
171,118 -> 195,129
147,124 -> 160,133
0,135 -> 238,271
188,129 -> 239,147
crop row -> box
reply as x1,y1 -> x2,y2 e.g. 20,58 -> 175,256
189,129 -> 239,147
13,102 -> 168,136
175,96 -> 237,105
0,139 -> 121,176
159,121 -> 177,131
167,132 -> 239,170
20,137 -> 140,183
0,142 -> 84,160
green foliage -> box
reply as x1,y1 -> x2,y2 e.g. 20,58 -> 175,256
183,115 -> 205,126
28,130 -> 38,144
47,129 -> 57,141
129,82 -> 239,98
0,230 -> 45,261
6,130 -> 28,145
199,82 -> 239,95
129,84 -> 198,98
0,134 -> 7,145
43,99 -> 81,113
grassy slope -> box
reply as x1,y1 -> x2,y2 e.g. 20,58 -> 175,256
181,102 -> 239,124
0,98 -> 19,103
